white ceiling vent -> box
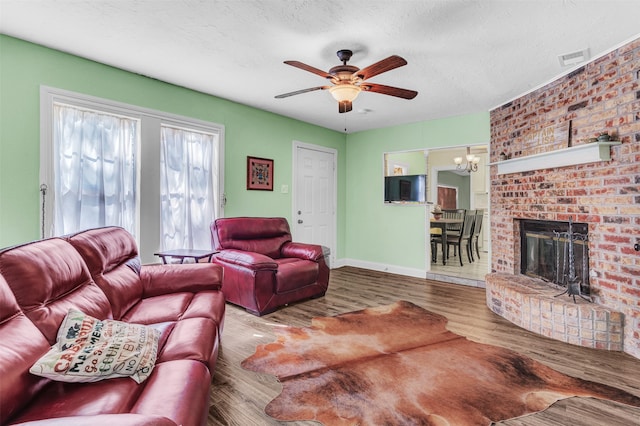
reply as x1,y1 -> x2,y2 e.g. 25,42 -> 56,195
558,48 -> 590,67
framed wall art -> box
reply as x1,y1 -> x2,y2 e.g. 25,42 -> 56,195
247,156 -> 274,191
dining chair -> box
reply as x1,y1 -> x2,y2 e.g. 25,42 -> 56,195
431,209 -> 465,263
445,210 -> 476,266
442,209 -> 465,236
430,218 -> 442,263
471,209 -> 484,260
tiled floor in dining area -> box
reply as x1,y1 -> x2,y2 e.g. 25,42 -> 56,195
427,245 -> 489,288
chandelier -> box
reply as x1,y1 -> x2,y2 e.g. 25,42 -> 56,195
454,147 -> 480,173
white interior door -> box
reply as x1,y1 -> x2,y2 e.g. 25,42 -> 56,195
293,142 -> 336,266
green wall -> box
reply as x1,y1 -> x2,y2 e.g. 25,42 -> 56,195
0,35 -> 347,256
385,150 -> 426,175
344,113 -> 489,274
0,35 -> 490,274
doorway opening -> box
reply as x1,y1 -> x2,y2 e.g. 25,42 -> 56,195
382,145 -> 489,286
427,146 -> 490,286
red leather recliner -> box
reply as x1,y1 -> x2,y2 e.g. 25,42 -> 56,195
210,217 -> 329,316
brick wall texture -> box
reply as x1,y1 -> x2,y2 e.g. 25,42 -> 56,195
489,37 -> 640,358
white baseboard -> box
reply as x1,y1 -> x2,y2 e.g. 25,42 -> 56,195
336,258 -> 426,279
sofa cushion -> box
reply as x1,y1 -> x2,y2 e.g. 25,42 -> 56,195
68,227 -> 140,277
7,372 -> 144,424
0,238 -> 112,343
0,274 -> 52,424
157,317 -> 219,368
211,217 -> 292,258
119,292 -> 193,324
67,227 -> 144,319
121,291 -> 225,329
129,360 -> 212,426
11,414 -> 177,426
30,309 -> 160,384
118,290 -> 225,370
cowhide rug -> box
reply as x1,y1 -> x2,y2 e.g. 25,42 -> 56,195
241,300 -> 640,425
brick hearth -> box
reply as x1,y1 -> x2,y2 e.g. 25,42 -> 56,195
486,273 -> 623,351
489,37 -> 639,358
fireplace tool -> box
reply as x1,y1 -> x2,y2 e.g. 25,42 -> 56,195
554,217 -> 592,303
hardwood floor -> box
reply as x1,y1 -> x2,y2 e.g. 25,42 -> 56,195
428,246 -> 489,287
208,267 -> 640,426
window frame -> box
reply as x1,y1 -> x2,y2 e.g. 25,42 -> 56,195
40,86 -> 225,262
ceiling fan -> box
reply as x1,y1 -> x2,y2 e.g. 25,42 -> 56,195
275,49 -> 418,113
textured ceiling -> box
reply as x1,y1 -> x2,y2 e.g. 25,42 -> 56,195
1,0 -> 639,133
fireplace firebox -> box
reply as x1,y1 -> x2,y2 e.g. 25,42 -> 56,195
520,218 -> 590,298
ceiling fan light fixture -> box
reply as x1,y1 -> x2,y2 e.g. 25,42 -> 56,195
276,50 -> 417,113
328,84 -> 361,103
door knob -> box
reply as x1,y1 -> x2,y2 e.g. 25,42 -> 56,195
297,219 -> 303,224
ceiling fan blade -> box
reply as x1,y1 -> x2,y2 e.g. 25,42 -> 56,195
275,86 -> 329,99
338,100 -> 352,114
356,55 -> 407,80
284,61 -> 332,79
361,83 -> 418,99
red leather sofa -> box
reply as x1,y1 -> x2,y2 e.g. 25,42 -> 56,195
210,217 -> 329,316
0,227 -> 225,426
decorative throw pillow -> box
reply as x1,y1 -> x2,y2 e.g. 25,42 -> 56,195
30,308 -> 160,384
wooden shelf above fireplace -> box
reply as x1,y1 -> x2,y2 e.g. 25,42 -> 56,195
490,141 -> 621,175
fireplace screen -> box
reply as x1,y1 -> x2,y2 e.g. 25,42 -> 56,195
520,219 -> 589,295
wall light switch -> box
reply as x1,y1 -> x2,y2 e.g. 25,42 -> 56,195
281,184 -> 289,194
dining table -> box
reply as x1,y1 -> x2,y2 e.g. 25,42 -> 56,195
430,218 -> 464,265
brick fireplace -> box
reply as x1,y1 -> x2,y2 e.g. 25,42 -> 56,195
487,37 -> 640,359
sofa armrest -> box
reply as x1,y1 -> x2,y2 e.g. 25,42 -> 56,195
281,242 -> 324,261
212,249 -> 277,271
13,414 -> 177,426
140,263 -> 223,298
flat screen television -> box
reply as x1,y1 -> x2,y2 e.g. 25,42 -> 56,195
384,174 -> 427,203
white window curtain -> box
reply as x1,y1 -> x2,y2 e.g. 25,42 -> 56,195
53,103 -> 138,236
160,125 -> 219,250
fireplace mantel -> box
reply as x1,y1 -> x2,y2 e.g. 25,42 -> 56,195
491,141 -> 621,175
